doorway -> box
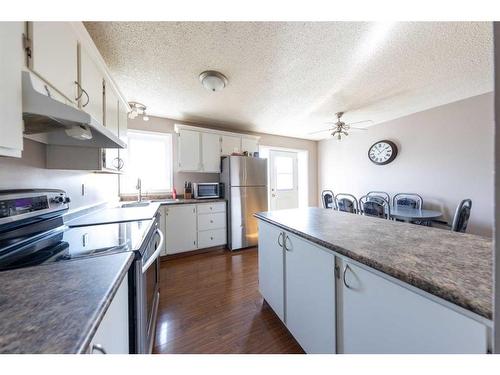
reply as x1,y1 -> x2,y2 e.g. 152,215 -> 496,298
269,150 -> 299,210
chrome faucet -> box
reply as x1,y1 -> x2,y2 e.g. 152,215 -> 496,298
136,178 -> 142,202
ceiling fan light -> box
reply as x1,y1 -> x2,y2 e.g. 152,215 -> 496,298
143,113 -> 149,121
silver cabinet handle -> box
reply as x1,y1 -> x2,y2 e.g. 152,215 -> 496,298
343,264 -> 352,289
283,235 -> 291,252
278,232 -> 284,247
74,81 -> 90,107
91,344 -> 107,354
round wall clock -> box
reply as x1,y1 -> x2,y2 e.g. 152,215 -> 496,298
368,140 -> 398,165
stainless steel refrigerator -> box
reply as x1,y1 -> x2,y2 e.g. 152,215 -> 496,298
221,156 -> 268,250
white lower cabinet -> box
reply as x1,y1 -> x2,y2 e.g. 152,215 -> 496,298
257,220 -> 285,322
88,275 -> 129,354
284,233 -> 336,353
256,219 -> 490,354
339,260 -> 488,354
164,204 -> 198,254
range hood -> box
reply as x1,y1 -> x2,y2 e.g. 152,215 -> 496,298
22,71 -> 126,149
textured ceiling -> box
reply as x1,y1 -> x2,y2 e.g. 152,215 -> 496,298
85,22 -> 493,140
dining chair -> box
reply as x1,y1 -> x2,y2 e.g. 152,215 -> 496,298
360,195 -> 390,219
366,191 -> 390,205
334,193 -> 359,214
393,193 -> 423,210
451,199 -> 472,233
321,190 -> 335,209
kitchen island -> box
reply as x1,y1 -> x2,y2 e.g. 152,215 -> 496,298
255,208 -> 493,354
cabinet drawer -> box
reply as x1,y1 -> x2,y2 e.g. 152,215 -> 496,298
197,212 -> 226,231
198,229 -> 226,248
197,202 -> 226,214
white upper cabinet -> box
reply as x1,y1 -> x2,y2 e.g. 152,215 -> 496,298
104,80 -> 119,136
29,22 -> 78,103
0,22 -> 24,157
201,132 -> 221,172
79,46 -> 104,123
241,137 -> 259,155
221,135 -> 241,156
177,129 -> 201,171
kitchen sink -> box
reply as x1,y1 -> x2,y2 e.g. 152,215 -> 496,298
121,201 -> 152,208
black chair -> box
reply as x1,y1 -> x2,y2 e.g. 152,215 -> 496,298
334,193 -> 359,214
451,199 -> 472,233
360,195 -> 390,219
321,190 -> 335,209
393,193 -> 423,210
367,191 -> 390,205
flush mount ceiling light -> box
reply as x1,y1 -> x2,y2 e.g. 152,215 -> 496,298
199,71 -> 228,92
128,101 -> 149,121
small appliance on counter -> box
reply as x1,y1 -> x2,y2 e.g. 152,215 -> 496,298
193,182 -> 221,199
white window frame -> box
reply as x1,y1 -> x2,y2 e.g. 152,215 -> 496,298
119,130 -> 173,195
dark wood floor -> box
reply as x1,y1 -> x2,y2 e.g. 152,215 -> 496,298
153,247 -> 304,354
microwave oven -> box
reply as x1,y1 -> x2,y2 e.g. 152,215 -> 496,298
193,183 -> 221,199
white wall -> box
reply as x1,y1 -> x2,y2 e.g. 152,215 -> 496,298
0,139 -> 119,211
318,93 -> 494,237
128,116 -> 319,206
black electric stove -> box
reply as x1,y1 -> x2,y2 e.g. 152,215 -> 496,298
0,189 -> 153,271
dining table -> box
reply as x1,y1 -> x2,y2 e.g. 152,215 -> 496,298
389,206 -> 442,223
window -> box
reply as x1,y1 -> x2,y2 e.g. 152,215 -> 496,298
120,130 -> 173,194
275,156 -> 295,190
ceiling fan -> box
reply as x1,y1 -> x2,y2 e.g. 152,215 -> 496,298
309,112 -> 372,140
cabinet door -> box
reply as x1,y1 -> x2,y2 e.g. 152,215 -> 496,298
89,276 -> 129,354
241,137 -> 259,155
0,22 -> 24,157
117,101 -> 129,171
159,207 -> 167,256
104,80 -> 119,170
257,220 -> 285,322
80,46 -> 104,123
177,129 -> 201,171
164,205 -> 198,254
201,132 -> 221,172
30,22 -> 78,102
340,260 -> 488,354
284,232 -> 336,353
221,135 -> 241,156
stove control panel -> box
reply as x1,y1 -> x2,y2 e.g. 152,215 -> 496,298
0,190 -> 70,223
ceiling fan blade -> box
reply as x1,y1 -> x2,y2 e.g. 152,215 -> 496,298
349,127 -> 368,131
346,120 -> 373,126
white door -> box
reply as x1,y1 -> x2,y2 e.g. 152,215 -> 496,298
30,22 -> 78,102
164,205 -> 198,254
284,232 -> 336,353
0,22 -> 24,157
221,135 -> 241,156
269,150 -> 299,210
80,46 -> 104,123
340,260 -> 488,354
177,129 -> 201,171
201,132 -> 221,172
257,220 -> 285,322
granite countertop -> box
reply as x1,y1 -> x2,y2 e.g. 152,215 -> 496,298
255,208 -> 493,320
0,252 -> 134,353
155,198 -> 226,205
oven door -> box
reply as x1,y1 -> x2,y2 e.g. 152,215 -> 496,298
135,226 -> 163,353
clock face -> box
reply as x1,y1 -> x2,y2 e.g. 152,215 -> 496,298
368,140 -> 398,165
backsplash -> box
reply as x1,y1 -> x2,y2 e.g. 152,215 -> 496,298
0,139 -> 119,211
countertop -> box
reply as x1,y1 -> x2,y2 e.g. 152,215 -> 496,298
255,208 -> 493,320
66,202 -> 161,227
155,198 -> 226,205
0,252 -> 134,353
